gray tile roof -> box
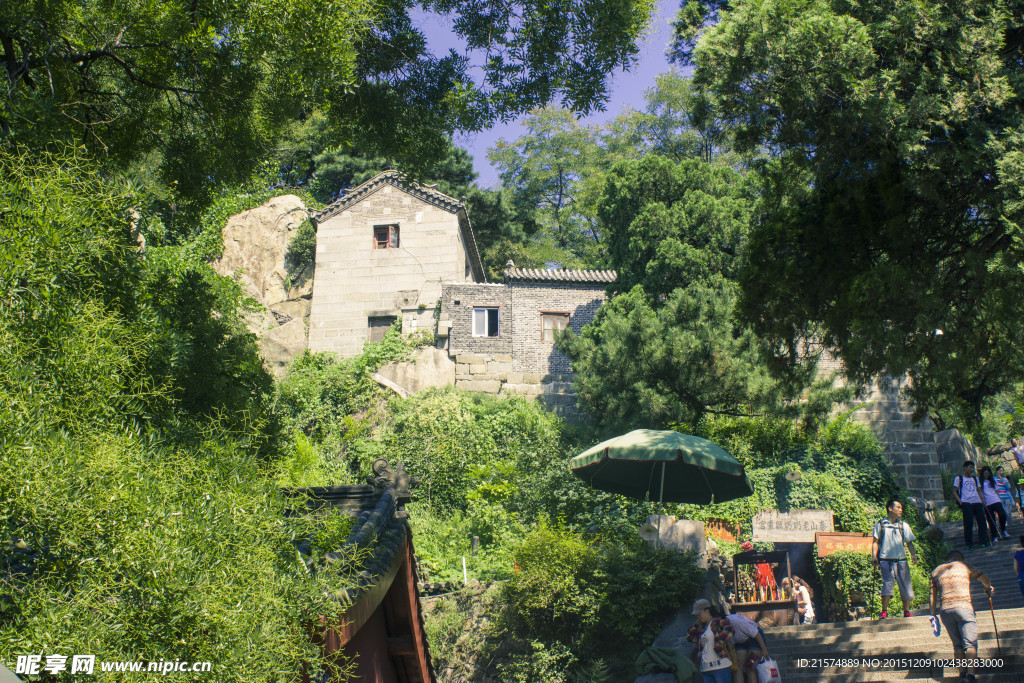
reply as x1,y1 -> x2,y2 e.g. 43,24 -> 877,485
504,266 -> 617,284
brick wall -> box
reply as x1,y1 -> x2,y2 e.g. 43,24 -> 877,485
507,281 -> 606,374
438,279 -> 607,420
442,283 -> 512,356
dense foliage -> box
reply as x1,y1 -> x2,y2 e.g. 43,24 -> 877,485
487,72 -> 742,271
558,155 -> 836,428
2,0 -> 654,214
493,524 -> 704,682
0,150 -> 359,680
673,0 -> 1024,430
670,412 -> 899,533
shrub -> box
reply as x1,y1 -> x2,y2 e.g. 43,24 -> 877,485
497,524 -> 704,679
285,219 -> 317,272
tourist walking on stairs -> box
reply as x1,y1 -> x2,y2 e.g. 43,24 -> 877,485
872,496 -> 919,618
687,598 -> 735,683
979,466 -> 1008,540
953,461 -> 990,549
993,465 -> 1018,521
930,550 -> 994,683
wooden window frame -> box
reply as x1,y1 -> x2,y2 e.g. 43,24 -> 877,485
373,224 -> 400,249
540,311 -> 570,342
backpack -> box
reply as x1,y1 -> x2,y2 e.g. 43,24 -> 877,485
954,475 -> 980,501
876,519 -> 908,560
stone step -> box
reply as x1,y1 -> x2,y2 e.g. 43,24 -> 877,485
765,607 -> 1024,635
769,633 -> 1024,657
765,606 -> 1023,681
779,663 -> 1023,682
767,624 -> 1023,647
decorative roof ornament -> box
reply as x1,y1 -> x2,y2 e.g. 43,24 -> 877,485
367,458 -> 420,518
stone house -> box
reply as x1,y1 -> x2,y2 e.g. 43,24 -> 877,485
436,266 -> 616,417
308,171 -> 486,357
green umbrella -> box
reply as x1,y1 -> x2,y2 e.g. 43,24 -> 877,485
570,429 -> 754,505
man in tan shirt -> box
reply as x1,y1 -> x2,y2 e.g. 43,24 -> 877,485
930,550 -> 993,682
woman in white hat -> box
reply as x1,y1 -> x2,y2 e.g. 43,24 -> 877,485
687,598 -> 736,683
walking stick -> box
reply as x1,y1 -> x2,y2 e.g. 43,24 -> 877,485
981,505 -> 1001,543
988,592 -> 1001,656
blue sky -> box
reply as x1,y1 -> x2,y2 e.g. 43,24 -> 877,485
414,0 -> 681,188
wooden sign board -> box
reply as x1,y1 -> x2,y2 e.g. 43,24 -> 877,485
751,509 -> 834,543
815,532 -> 873,558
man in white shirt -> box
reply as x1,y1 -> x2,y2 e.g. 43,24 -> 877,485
953,461 -> 990,549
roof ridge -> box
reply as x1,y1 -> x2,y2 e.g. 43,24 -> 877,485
311,170 -> 465,223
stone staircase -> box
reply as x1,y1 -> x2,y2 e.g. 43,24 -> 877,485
763,510 -> 1024,681
931,514 -> 1024,611
763,607 -> 1023,681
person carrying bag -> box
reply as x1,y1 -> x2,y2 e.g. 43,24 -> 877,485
755,656 -> 782,683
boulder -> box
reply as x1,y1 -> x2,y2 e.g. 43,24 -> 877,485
211,194 -> 312,375
375,347 -> 457,396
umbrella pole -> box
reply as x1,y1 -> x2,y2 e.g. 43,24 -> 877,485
656,462 -> 665,549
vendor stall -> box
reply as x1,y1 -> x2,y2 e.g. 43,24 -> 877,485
731,549 -> 798,626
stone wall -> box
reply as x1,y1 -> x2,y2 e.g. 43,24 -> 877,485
846,376 -> 945,505
507,281 -> 605,374
438,280 -> 607,419
309,184 -> 474,357
935,428 -> 986,472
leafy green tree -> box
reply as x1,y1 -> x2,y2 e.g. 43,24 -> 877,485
3,0 -> 654,209
598,155 -> 753,299
674,0 -> 1024,428
603,71 -> 732,164
490,107 -> 611,264
558,155 -> 819,427
489,74 -> 740,270
560,281 -> 797,428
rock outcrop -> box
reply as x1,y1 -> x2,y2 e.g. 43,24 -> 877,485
374,347 -> 456,397
212,194 -> 312,376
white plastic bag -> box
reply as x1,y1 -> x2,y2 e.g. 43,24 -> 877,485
756,657 -> 782,683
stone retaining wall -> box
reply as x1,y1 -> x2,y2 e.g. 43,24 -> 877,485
846,376 -> 945,505
451,350 -> 580,418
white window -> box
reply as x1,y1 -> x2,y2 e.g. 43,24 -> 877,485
472,307 -> 499,337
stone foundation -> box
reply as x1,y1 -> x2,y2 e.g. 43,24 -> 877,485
450,351 -> 582,419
